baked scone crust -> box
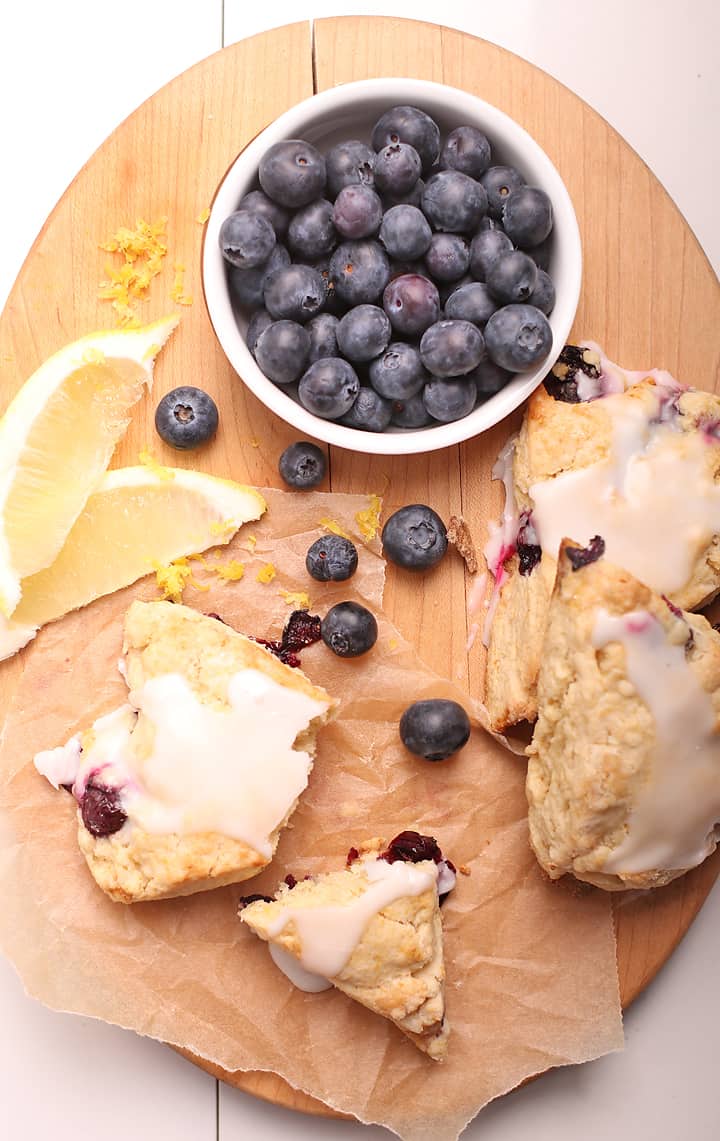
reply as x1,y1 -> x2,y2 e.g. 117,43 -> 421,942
526,541 -> 720,890
241,842 -> 449,1060
78,600 -> 335,903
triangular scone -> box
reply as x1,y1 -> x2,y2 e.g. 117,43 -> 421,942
484,344 -> 720,733
34,600 -> 336,903
240,836 -> 451,1060
526,539 -> 720,890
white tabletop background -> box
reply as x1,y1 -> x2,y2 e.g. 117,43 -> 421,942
1,2 -> 718,1138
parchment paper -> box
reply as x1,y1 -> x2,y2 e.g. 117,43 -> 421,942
0,488 -> 623,1141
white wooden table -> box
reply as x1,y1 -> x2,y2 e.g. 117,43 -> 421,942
1,3 -> 718,1138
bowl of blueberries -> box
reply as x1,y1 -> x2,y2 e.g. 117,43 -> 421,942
202,78 -> 582,454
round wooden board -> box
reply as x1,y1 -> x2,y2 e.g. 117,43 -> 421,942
1,13 -> 719,1124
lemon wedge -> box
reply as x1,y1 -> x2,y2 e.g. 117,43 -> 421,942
0,466 -> 266,660
0,315 -> 179,617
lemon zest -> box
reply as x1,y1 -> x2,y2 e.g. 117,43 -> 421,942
320,517 -> 351,539
213,559 -> 246,582
278,589 -> 310,608
139,448 -> 175,481
209,519 -> 238,537
170,262 -> 193,306
256,562 -> 276,584
355,494 -> 382,542
196,207 -> 211,224
245,535 -> 258,552
153,557 -> 208,603
98,217 -> 168,326
389,638 -> 399,651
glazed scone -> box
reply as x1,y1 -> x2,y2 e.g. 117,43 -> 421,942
240,832 -> 454,1060
484,344 -> 720,733
34,600 -> 336,903
526,539 -> 720,890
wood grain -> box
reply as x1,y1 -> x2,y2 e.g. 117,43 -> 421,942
1,13 -> 718,1123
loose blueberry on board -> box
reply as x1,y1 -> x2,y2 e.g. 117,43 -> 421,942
219,210 -> 276,269
80,782 -> 128,837
288,199 -> 337,260
502,185 -> 554,248
369,341 -> 428,400
468,229 -> 513,281
399,699 -> 471,761
321,601 -> 378,657
390,392 -> 434,428
336,304 -> 392,362
238,189 -> 291,237
264,263 -> 327,323
259,139 -> 327,208
298,357 -> 360,419
421,171 -> 487,233
379,204 -> 432,261
423,376 -> 478,422
424,233 -> 470,282
371,105 -> 441,173
373,142 -> 422,197
306,535 -> 359,582
381,504 -> 448,570
278,441 -> 327,489
529,269 -> 556,316
484,303 -> 552,371
325,139 -> 376,198
227,243 -> 290,309
439,125 -> 492,179
444,281 -> 497,326
485,250 -> 538,305
329,240 -> 390,305
254,320 -> 311,385
155,386 -> 219,450
332,185 -> 384,240
306,312 -> 340,362
341,385 -> 393,432
383,273 -> 440,337
479,164 -> 526,219
420,319 -> 485,377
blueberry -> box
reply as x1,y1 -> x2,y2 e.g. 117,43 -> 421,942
438,274 -> 473,307
444,281 -> 497,326
390,393 -> 434,428
382,274 -> 440,337
325,139 -> 376,198
306,312 -> 339,362
371,106 -> 441,173
479,165 -> 526,219
529,268 -> 556,315
238,189 -> 291,238
373,142 -> 422,197
278,441 -> 326,489
336,304 -> 391,362
424,234 -> 470,282
298,357 -> 360,419
288,199 -> 337,260
469,229 -> 513,281
381,504 -> 448,571
264,264 -> 326,323
379,205 -> 432,261
486,250 -> 538,305
502,186 -> 553,248
227,243 -> 290,309
321,601 -> 378,657
467,358 -> 513,396
246,308 -> 273,355
439,126 -> 492,179
476,215 -> 506,233
254,320 -> 310,385
421,171 -> 487,233
420,319 -> 484,377
81,781 -> 127,837
399,699 -> 471,761
423,377 -> 477,422
219,210 -> 276,269
484,304 -> 553,372
259,139 -> 326,208
306,534 -> 359,581
301,258 -> 344,316
155,386 -> 219,450
381,179 -> 425,209
369,341 -> 427,400
332,185 -> 383,240
341,386 -> 393,432
329,240 -> 390,306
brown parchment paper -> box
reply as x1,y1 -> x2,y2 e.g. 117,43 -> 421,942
0,488 -> 623,1141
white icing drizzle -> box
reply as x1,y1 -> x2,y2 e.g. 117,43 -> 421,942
530,390 -> 720,595
592,609 -> 720,873
267,859 -> 437,979
436,859 -> 457,895
34,735 -> 82,790
268,943 -> 332,993
483,435 -> 519,583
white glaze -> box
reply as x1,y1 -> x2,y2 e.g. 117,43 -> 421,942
268,943 -> 332,992
34,734 -> 82,790
530,394 -> 720,595
267,859 -> 437,979
592,609 -> 720,873
436,859 -> 457,895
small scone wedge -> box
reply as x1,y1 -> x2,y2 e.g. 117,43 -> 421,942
526,539 -> 720,890
484,345 -> 720,734
35,600 -> 336,902
240,835 -> 451,1060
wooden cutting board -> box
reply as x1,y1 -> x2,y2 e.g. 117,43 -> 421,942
1,14 -> 718,1121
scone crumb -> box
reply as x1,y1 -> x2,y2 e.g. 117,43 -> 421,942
279,589 -> 310,608
355,493 -> 382,542
320,517 -> 351,539
256,562 -> 277,584
447,515 -> 479,574
458,864 -> 471,876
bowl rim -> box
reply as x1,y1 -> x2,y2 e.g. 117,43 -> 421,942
202,76 -> 582,456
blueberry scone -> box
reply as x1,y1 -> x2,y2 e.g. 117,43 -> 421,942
526,538 -> 720,890
240,831 -> 455,1059
34,600 -> 336,903
484,344 -> 720,733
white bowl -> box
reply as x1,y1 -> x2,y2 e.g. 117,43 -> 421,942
202,78 -> 582,456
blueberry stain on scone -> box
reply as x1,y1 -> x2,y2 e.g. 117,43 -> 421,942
516,511 -> 542,576
566,535 -> 606,571
543,344 -> 600,403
